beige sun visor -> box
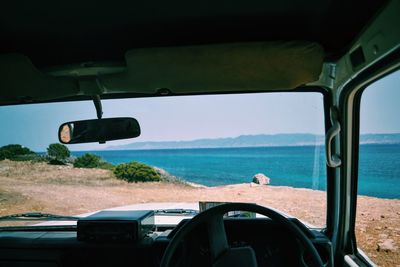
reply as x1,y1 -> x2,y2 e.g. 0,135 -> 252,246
101,41 -> 324,94
0,42 -> 324,105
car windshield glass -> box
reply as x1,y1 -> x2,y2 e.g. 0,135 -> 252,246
0,92 -> 327,227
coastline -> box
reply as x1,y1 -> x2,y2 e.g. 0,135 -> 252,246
70,143 -> 400,199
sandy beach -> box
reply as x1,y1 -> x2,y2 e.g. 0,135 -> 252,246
0,160 -> 399,266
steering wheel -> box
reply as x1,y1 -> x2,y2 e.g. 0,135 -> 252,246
160,203 -> 324,267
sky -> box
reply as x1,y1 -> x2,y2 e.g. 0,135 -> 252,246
0,71 -> 399,151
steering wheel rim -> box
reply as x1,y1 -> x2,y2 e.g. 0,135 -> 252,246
160,203 -> 324,267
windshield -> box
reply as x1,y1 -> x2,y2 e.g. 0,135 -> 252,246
0,92 -> 327,227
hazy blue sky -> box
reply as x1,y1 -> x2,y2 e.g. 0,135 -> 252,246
0,71 -> 399,151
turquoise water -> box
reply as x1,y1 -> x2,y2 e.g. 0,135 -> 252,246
73,144 -> 400,199
358,144 -> 400,199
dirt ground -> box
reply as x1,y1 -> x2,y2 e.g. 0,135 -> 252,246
0,160 -> 399,266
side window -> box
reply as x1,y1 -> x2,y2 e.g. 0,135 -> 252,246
357,71 -> 400,267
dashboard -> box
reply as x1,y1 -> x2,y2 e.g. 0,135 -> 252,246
0,218 -> 332,267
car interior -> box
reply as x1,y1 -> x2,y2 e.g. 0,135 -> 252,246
0,0 -> 399,266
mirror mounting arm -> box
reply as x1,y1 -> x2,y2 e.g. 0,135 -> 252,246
93,95 -> 103,119
93,95 -> 105,144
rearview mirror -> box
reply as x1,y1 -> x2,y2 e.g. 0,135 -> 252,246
58,117 -> 140,144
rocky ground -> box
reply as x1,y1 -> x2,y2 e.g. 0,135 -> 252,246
0,160 -> 399,266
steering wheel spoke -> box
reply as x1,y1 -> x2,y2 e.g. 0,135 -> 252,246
207,214 -> 229,261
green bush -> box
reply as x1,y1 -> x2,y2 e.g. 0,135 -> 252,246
0,144 -> 35,160
47,143 -> 70,162
113,161 -> 161,182
73,153 -> 113,169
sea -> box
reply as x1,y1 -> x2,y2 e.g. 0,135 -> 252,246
72,144 -> 400,199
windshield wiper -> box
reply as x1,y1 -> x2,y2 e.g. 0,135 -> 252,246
155,209 -> 198,216
0,212 -> 79,221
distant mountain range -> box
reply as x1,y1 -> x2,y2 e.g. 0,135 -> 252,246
107,133 -> 400,150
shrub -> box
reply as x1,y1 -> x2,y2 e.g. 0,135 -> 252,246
73,153 -> 112,169
47,143 -> 70,162
0,144 -> 35,160
113,161 -> 161,182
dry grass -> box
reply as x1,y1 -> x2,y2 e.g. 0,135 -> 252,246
0,160 -> 399,266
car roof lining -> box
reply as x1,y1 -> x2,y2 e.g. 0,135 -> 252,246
0,41 -> 324,106
1,0 -> 387,67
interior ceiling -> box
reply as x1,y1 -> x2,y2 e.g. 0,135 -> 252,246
0,0 -> 387,68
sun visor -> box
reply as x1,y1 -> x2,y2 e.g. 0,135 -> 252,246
0,54 -> 79,105
101,41 -> 324,94
0,42 -> 324,106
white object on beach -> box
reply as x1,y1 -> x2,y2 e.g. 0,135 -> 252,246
252,173 -> 270,185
